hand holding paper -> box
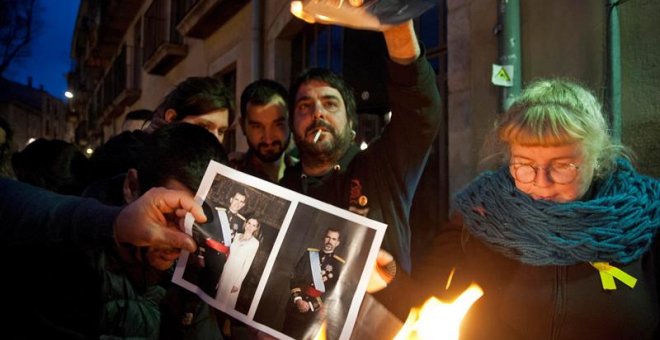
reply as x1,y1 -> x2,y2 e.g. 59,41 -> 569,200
290,0 -> 438,31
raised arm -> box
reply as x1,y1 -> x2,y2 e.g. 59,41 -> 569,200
383,20 -> 420,65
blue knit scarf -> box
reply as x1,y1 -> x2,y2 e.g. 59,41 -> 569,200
455,159 -> 660,265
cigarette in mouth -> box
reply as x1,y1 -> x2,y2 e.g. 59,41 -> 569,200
313,129 -> 322,143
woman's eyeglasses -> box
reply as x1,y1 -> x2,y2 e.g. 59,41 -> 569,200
509,162 -> 580,184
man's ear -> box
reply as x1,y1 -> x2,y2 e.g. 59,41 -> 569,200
164,108 -> 178,122
123,169 -> 141,204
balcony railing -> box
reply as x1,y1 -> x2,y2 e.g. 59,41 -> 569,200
143,0 -> 188,75
91,45 -> 141,124
176,0 -> 249,38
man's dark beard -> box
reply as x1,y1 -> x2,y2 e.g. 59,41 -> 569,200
248,134 -> 290,163
253,142 -> 283,162
294,122 -> 352,169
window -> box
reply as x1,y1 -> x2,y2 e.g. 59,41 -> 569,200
291,24 -> 343,78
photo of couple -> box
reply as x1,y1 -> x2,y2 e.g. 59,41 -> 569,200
173,161 -> 386,339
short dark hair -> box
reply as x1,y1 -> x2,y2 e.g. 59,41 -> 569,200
88,130 -> 148,183
325,227 -> 342,241
124,109 -> 153,121
239,79 -> 288,129
137,123 -> 228,191
11,139 -> 90,195
232,187 -> 247,200
289,68 -> 357,131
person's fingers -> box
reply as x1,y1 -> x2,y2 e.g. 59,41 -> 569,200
376,249 -> 394,266
174,208 -> 190,219
160,227 -> 197,253
367,267 -> 389,293
156,246 -> 182,260
367,249 -> 396,293
115,187 -> 203,251
153,189 -> 207,223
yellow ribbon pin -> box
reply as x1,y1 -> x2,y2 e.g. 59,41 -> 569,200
590,262 -> 637,290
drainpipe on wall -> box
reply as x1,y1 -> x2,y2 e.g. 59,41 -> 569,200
498,0 -> 522,112
251,0 -> 264,80
606,0 -> 622,143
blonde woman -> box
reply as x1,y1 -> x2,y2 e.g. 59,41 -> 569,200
418,79 -> 660,339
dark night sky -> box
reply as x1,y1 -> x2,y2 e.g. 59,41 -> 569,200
4,1 -> 80,101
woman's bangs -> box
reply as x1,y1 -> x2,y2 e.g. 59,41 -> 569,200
500,105 -> 579,146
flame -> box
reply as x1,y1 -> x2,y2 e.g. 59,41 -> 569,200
289,0 -> 345,25
393,284 -> 483,340
313,320 -> 327,340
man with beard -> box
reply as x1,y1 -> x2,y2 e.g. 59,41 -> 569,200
279,20 -> 441,319
283,228 -> 345,340
189,188 -> 247,297
230,79 -> 297,182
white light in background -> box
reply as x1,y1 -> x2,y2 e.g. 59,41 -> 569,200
64,91 -> 74,99
360,141 -> 368,150
85,147 -> 94,155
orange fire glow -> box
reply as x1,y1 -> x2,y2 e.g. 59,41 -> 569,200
393,284 -> 483,340
313,320 -> 327,340
290,1 -> 316,23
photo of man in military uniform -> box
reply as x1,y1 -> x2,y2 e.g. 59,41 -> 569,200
282,227 -> 346,339
217,189 -> 247,243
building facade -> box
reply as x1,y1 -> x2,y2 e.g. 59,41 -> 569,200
0,77 -> 73,150
68,0 -> 659,219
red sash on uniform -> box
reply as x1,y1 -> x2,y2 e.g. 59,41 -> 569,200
304,285 -> 323,298
205,238 -> 230,255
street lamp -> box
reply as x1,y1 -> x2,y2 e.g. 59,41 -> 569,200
64,91 -> 74,99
